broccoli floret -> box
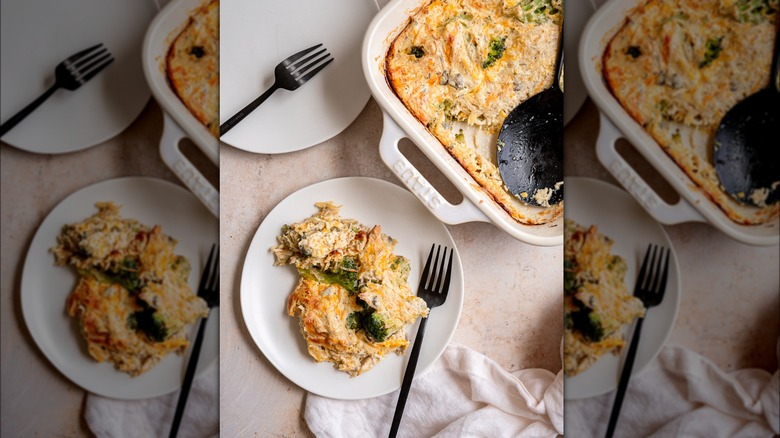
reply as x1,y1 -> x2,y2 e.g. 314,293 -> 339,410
346,312 -> 360,330
390,256 -> 411,281
348,304 -> 390,342
699,37 -> 723,68
408,46 -> 425,58
515,0 -> 560,23
626,46 -> 642,58
111,258 -> 143,292
439,99 -> 453,113
482,37 -> 507,69
572,309 -> 604,342
332,257 -> 359,292
88,257 -> 144,293
298,257 -> 360,293
362,311 -> 389,342
340,257 -> 358,272
147,313 -> 169,343
131,306 -> 169,342
732,0 -> 776,23
189,45 -> 205,58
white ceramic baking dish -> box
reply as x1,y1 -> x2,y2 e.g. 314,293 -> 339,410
579,0 -> 779,246
362,0 -> 563,246
142,0 -> 219,218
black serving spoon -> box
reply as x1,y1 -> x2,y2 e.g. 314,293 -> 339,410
713,23 -> 780,207
496,29 -> 564,207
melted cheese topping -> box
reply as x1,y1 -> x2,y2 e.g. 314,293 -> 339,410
167,0 -> 219,137
52,202 -> 208,377
604,0 -> 779,223
563,220 -> 645,376
273,202 -> 429,377
386,0 -> 563,225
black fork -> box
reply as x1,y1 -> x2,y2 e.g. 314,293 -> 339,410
0,44 -> 113,136
219,43 -> 334,136
169,244 -> 220,438
605,244 -> 670,438
389,244 -> 454,438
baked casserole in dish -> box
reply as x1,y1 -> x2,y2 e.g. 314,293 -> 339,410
603,0 -> 778,224
579,0 -> 779,245
364,0 -> 564,245
142,0 -> 219,217
166,0 -> 219,138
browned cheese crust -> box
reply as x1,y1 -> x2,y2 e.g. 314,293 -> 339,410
386,0 -> 564,225
167,0 -> 219,137
603,0 -> 779,224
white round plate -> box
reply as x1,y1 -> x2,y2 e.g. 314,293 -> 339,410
564,177 -> 680,400
240,177 -> 464,399
21,177 -> 219,400
0,0 -> 156,154
563,0 -> 597,125
219,0 -> 378,153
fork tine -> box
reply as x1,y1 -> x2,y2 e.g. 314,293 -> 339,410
71,47 -> 109,69
420,244 -> 435,289
77,55 -> 114,82
66,43 -> 104,62
656,247 -> 670,297
648,246 -> 660,292
283,43 -> 323,65
297,57 -> 334,83
287,48 -> 327,72
634,245 -> 653,292
430,245 -> 444,291
435,247 -> 451,293
440,248 -> 453,296
428,245 -> 442,290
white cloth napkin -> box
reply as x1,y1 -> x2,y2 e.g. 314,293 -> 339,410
566,343 -> 780,438
305,342 -> 565,437
83,362 -> 219,438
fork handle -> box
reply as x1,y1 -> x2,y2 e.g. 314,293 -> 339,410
168,315 -> 209,438
0,83 -> 59,137
389,316 -> 429,438
219,84 -> 279,136
605,316 -> 646,438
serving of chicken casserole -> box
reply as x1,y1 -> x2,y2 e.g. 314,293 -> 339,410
272,202 -> 429,377
52,202 -> 208,377
563,219 -> 645,376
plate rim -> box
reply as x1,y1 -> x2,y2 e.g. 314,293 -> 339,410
563,176 -> 681,399
19,176 -> 219,400
239,176 -> 465,399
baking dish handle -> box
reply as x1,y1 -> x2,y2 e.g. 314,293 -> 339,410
159,112 -> 219,217
596,112 -> 704,224
379,112 -> 490,224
